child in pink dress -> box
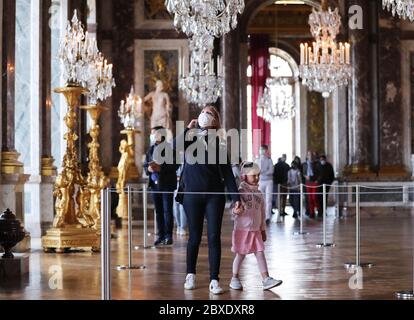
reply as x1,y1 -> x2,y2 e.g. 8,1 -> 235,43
230,162 -> 283,291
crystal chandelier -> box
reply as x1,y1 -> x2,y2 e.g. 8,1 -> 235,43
299,0 -> 352,98
257,78 -> 295,122
179,35 -> 224,106
118,87 -> 143,130
165,0 -> 245,38
85,53 -> 116,104
383,0 -> 414,21
58,10 -> 100,86
179,50 -> 224,106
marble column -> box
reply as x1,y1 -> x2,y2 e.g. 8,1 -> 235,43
38,0 -> 56,235
377,11 -> 408,177
345,0 -> 374,176
221,30 -> 241,132
0,0 -> 30,251
111,0 -> 135,166
1,0 -> 22,170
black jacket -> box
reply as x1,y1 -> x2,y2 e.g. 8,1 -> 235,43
273,161 -> 290,184
144,143 -> 179,191
315,162 -> 335,185
173,128 -> 241,203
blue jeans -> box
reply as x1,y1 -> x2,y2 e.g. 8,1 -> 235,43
151,185 -> 174,241
183,194 -> 226,281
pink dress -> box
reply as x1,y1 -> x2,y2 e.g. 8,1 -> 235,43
231,182 -> 266,255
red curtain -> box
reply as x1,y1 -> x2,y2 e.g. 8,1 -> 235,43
250,35 -> 271,158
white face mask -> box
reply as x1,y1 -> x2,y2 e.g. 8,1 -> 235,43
198,112 -> 215,129
259,149 -> 266,156
150,134 -> 157,145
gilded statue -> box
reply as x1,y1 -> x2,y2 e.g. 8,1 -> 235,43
145,0 -> 170,20
146,53 -> 176,98
76,187 -> 95,228
116,138 -> 135,219
116,139 -> 135,193
53,172 -> 75,228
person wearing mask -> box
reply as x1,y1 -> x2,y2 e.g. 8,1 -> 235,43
230,162 -> 283,291
256,145 -> 274,225
302,151 -> 319,218
273,154 -> 290,217
144,126 -> 178,246
315,155 -> 335,217
293,156 -> 303,174
174,106 -> 244,295
288,162 -> 302,219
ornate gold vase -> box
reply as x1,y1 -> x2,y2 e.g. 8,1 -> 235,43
41,85 -> 99,253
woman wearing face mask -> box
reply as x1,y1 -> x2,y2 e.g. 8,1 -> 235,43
174,106 -> 244,295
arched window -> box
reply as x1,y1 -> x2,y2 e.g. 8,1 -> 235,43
268,50 -> 297,163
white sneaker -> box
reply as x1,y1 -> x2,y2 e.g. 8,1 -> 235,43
209,280 -> 224,295
263,277 -> 283,290
229,277 -> 243,290
178,228 -> 187,236
184,274 -> 196,290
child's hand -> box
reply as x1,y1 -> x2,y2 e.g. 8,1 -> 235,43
262,231 -> 267,242
233,201 -> 244,215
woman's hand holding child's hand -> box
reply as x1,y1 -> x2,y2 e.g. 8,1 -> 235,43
233,201 -> 244,215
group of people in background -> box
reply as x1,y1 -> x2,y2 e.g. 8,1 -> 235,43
257,146 -> 335,222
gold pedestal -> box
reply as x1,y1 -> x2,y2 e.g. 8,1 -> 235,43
116,193 -> 128,220
42,85 -> 101,253
109,165 -> 140,180
42,226 -> 100,253
378,165 -> 411,179
343,164 -> 376,178
79,104 -> 110,234
1,151 -> 24,174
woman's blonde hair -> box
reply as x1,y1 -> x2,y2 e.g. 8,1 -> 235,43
203,105 -> 222,129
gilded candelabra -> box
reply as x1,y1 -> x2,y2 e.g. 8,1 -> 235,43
80,104 -> 110,233
42,85 -> 99,253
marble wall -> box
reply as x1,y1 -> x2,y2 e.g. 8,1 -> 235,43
15,0 -> 33,169
378,13 -> 405,172
50,0 -> 67,170
307,91 -> 325,156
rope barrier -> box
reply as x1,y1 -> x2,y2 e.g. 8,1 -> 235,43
100,182 -> 414,300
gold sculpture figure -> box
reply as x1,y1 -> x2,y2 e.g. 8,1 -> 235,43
116,137 -> 135,219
